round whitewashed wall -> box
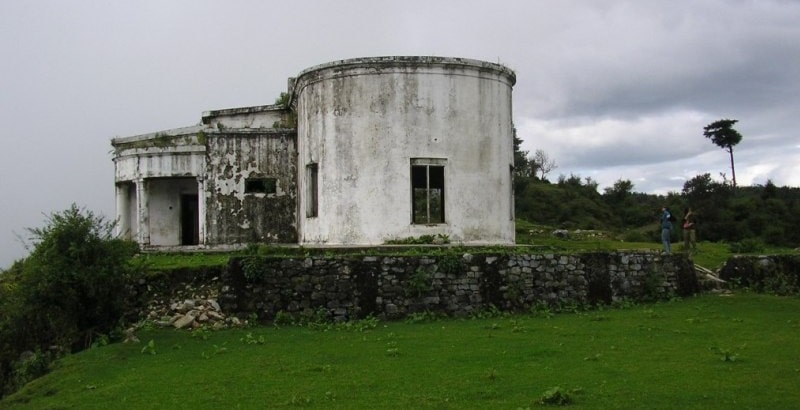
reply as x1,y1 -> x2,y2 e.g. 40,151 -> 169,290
294,56 -> 516,245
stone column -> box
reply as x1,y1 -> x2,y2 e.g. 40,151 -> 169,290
115,183 -> 131,239
197,177 -> 206,245
136,178 -> 150,246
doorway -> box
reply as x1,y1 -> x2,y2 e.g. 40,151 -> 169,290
181,194 -> 199,245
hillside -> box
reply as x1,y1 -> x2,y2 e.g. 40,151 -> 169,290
3,293 -> 800,408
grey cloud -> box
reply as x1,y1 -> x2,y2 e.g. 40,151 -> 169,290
1,0 -> 799,267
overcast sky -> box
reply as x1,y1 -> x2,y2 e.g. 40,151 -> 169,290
1,0 -> 799,267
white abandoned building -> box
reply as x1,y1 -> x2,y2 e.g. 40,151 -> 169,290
112,56 -> 517,248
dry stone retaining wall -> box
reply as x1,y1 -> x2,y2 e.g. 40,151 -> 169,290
719,255 -> 800,295
206,251 -> 699,322
132,252 -> 698,327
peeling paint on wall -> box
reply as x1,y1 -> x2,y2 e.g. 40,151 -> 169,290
111,57 -> 516,249
204,131 -> 297,244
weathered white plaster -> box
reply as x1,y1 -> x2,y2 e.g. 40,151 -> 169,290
147,178 -> 199,246
202,105 -> 286,129
112,56 -> 516,249
115,182 -> 136,239
135,179 -> 149,245
294,57 -> 516,245
203,130 -> 297,244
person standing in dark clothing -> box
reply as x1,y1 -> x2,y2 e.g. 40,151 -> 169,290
661,207 -> 673,254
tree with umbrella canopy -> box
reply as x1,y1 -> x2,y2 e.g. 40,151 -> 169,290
703,119 -> 743,188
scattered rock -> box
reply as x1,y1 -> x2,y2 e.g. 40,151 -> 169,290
123,327 -> 140,343
173,313 -> 196,329
140,283 -> 244,331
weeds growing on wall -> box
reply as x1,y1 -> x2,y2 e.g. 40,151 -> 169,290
436,254 -> 462,274
385,234 -> 450,245
720,255 -> 800,295
241,256 -> 270,281
405,268 -> 432,297
639,271 -> 668,303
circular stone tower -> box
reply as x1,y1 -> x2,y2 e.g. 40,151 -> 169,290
293,56 -> 516,245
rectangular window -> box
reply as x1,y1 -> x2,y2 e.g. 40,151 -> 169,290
411,158 -> 446,224
306,163 -> 318,218
245,177 -> 277,194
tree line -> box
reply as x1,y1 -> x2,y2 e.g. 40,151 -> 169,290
513,126 -> 800,248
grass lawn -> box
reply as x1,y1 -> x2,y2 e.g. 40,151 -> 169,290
4,292 -> 800,409
514,220 -> 798,270
135,219 -> 798,273
135,252 -> 232,270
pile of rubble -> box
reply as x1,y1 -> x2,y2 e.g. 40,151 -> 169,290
139,280 -> 246,331
146,298 -> 242,330
550,229 -> 609,240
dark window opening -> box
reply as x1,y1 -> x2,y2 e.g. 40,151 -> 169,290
245,178 -> 277,194
180,194 -> 199,245
306,164 -> 318,218
411,163 -> 445,224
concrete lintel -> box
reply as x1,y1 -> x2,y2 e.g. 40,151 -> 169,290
203,128 -> 297,136
201,104 -> 287,123
111,125 -> 207,145
113,145 -> 206,159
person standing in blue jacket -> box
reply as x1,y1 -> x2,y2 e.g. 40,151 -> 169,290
660,206 -> 673,254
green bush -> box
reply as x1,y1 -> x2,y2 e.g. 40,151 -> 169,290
405,268 -> 432,297
436,255 -> 462,274
273,310 -> 294,327
0,205 -> 140,397
7,350 -> 53,394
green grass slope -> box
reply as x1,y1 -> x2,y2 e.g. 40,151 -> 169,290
4,293 -> 800,409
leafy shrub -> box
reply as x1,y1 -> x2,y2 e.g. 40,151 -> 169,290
762,271 -> 799,295
273,311 -> 295,327
720,255 -> 800,295
16,205 -> 139,347
436,255 -> 462,274
298,307 -> 329,328
7,350 -> 53,395
639,272 -> 666,303
241,256 -> 269,281
405,268 -> 432,297
471,304 -> 505,319
0,205 -> 141,397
